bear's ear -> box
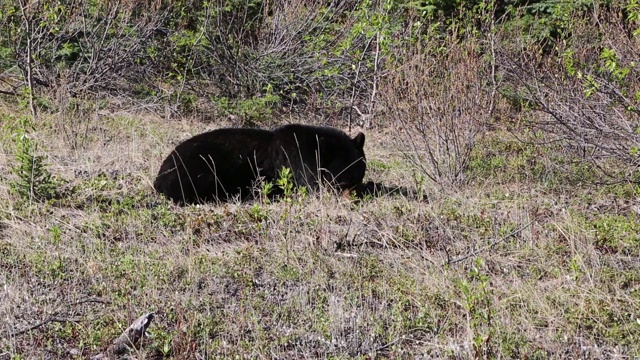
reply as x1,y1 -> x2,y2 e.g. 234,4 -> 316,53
353,132 -> 365,149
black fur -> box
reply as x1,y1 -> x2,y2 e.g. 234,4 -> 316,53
154,124 -> 366,204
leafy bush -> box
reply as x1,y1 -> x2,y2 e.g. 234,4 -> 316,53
0,0 -> 412,118
211,91 -> 280,126
497,2 -> 640,177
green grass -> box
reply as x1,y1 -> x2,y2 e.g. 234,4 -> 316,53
0,108 -> 639,359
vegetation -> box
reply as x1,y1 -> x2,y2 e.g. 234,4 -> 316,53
1,0 -> 639,358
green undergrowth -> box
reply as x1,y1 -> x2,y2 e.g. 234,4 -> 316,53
3,168 -> 639,357
467,132 -> 614,191
1,112 -> 639,358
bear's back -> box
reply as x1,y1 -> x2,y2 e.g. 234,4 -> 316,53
154,128 -> 276,204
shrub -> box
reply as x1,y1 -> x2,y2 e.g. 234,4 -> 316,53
382,31 -> 492,186
497,2 -> 640,177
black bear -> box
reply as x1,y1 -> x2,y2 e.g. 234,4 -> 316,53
153,124 -> 366,204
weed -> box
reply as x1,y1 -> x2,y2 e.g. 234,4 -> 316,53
367,159 -> 391,172
276,167 -> 296,200
589,214 -> 640,255
457,259 -> 495,358
8,115 -> 62,203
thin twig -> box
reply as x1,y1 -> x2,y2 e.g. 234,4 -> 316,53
10,316 -> 81,337
17,0 -> 36,119
348,35 -> 374,132
368,336 -> 406,353
66,297 -> 112,307
367,30 -> 381,128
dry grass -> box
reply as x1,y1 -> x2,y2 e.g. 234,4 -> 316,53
0,102 -> 639,359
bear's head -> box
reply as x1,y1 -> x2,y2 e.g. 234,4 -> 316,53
273,125 -> 367,192
318,132 -> 366,191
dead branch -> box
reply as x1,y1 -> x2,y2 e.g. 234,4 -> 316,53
91,312 -> 155,359
110,312 -> 155,355
384,34 -> 488,186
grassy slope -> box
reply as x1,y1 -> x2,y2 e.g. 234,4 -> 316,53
0,109 -> 639,359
